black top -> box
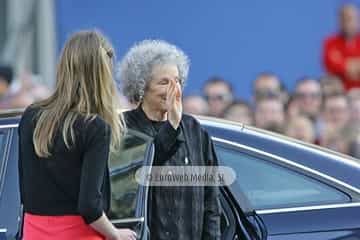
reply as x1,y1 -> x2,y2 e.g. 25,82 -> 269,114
124,106 -> 221,240
18,106 -> 111,224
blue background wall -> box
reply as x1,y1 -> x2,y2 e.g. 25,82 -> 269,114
56,0 -> 360,99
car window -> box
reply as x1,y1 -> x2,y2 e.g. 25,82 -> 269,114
0,132 -> 8,188
215,144 -> 350,210
108,132 -> 149,220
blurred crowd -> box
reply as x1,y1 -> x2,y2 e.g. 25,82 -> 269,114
0,65 -> 51,109
183,73 -> 360,159
183,3 -> 360,159
2,3 -> 360,159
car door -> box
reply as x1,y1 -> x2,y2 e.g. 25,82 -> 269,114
116,129 -> 260,240
219,184 -> 266,240
0,124 -> 21,240
213,138 -> 360,240
108,129 -> 154,240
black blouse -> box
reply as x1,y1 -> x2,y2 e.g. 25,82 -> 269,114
18,106 -> 111,224
124,106 -> 221,240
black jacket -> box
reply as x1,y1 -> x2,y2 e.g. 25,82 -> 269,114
124,106 -> 221,240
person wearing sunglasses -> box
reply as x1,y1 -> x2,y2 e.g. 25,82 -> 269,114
203,77 -> 234,117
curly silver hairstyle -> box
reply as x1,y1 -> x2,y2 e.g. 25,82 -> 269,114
118,40 -> 190,104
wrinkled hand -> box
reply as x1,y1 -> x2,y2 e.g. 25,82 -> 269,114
108,228 -> 137,240
166,79 -> 182,129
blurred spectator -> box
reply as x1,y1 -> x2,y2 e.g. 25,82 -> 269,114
223,99 -> 253,125
0,65 -> 32,109
319,74 -> 345,97
0,69 -> 52,109
253,73 -> 284,102
347,88 -> 360,123
183,95 -> 208,115
322,93 -> 350,129
254,97 -> 285,133
319,125 -> 351,155
284,115 -> 315,143
320,123 -> 360,156
323,3 -> 360,90
203,76 -> 233,117
294,78 -> 322,122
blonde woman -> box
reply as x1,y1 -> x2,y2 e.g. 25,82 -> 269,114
18,31 -> 136,240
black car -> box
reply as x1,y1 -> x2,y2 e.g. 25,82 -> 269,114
1,110 -> 360,239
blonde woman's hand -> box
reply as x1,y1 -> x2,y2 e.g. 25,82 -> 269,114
166,78 -> 182,129
108,228 -> 137,240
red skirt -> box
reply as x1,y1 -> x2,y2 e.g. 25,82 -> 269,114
23,213 -> 105,240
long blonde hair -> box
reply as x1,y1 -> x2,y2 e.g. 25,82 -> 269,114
33,30 -> 124,157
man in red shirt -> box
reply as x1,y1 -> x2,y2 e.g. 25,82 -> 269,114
323,4 -> 360,90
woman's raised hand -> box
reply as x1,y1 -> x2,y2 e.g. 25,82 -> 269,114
166,78 -> 182,129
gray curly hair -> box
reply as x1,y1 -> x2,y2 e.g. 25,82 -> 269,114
118,40 -> 190,104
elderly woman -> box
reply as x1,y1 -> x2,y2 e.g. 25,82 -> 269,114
119,40 -> 221,240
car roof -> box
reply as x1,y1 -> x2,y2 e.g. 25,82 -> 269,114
196,115 -> 360,190
197,115 -> 359,162
0,108 -> 23,125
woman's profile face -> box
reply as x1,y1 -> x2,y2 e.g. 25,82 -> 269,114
143,64 -> 180,112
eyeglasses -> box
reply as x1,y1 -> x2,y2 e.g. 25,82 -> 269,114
204,94 -> 232,102
255,89 -> 281,99
295,92 -> 321,99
